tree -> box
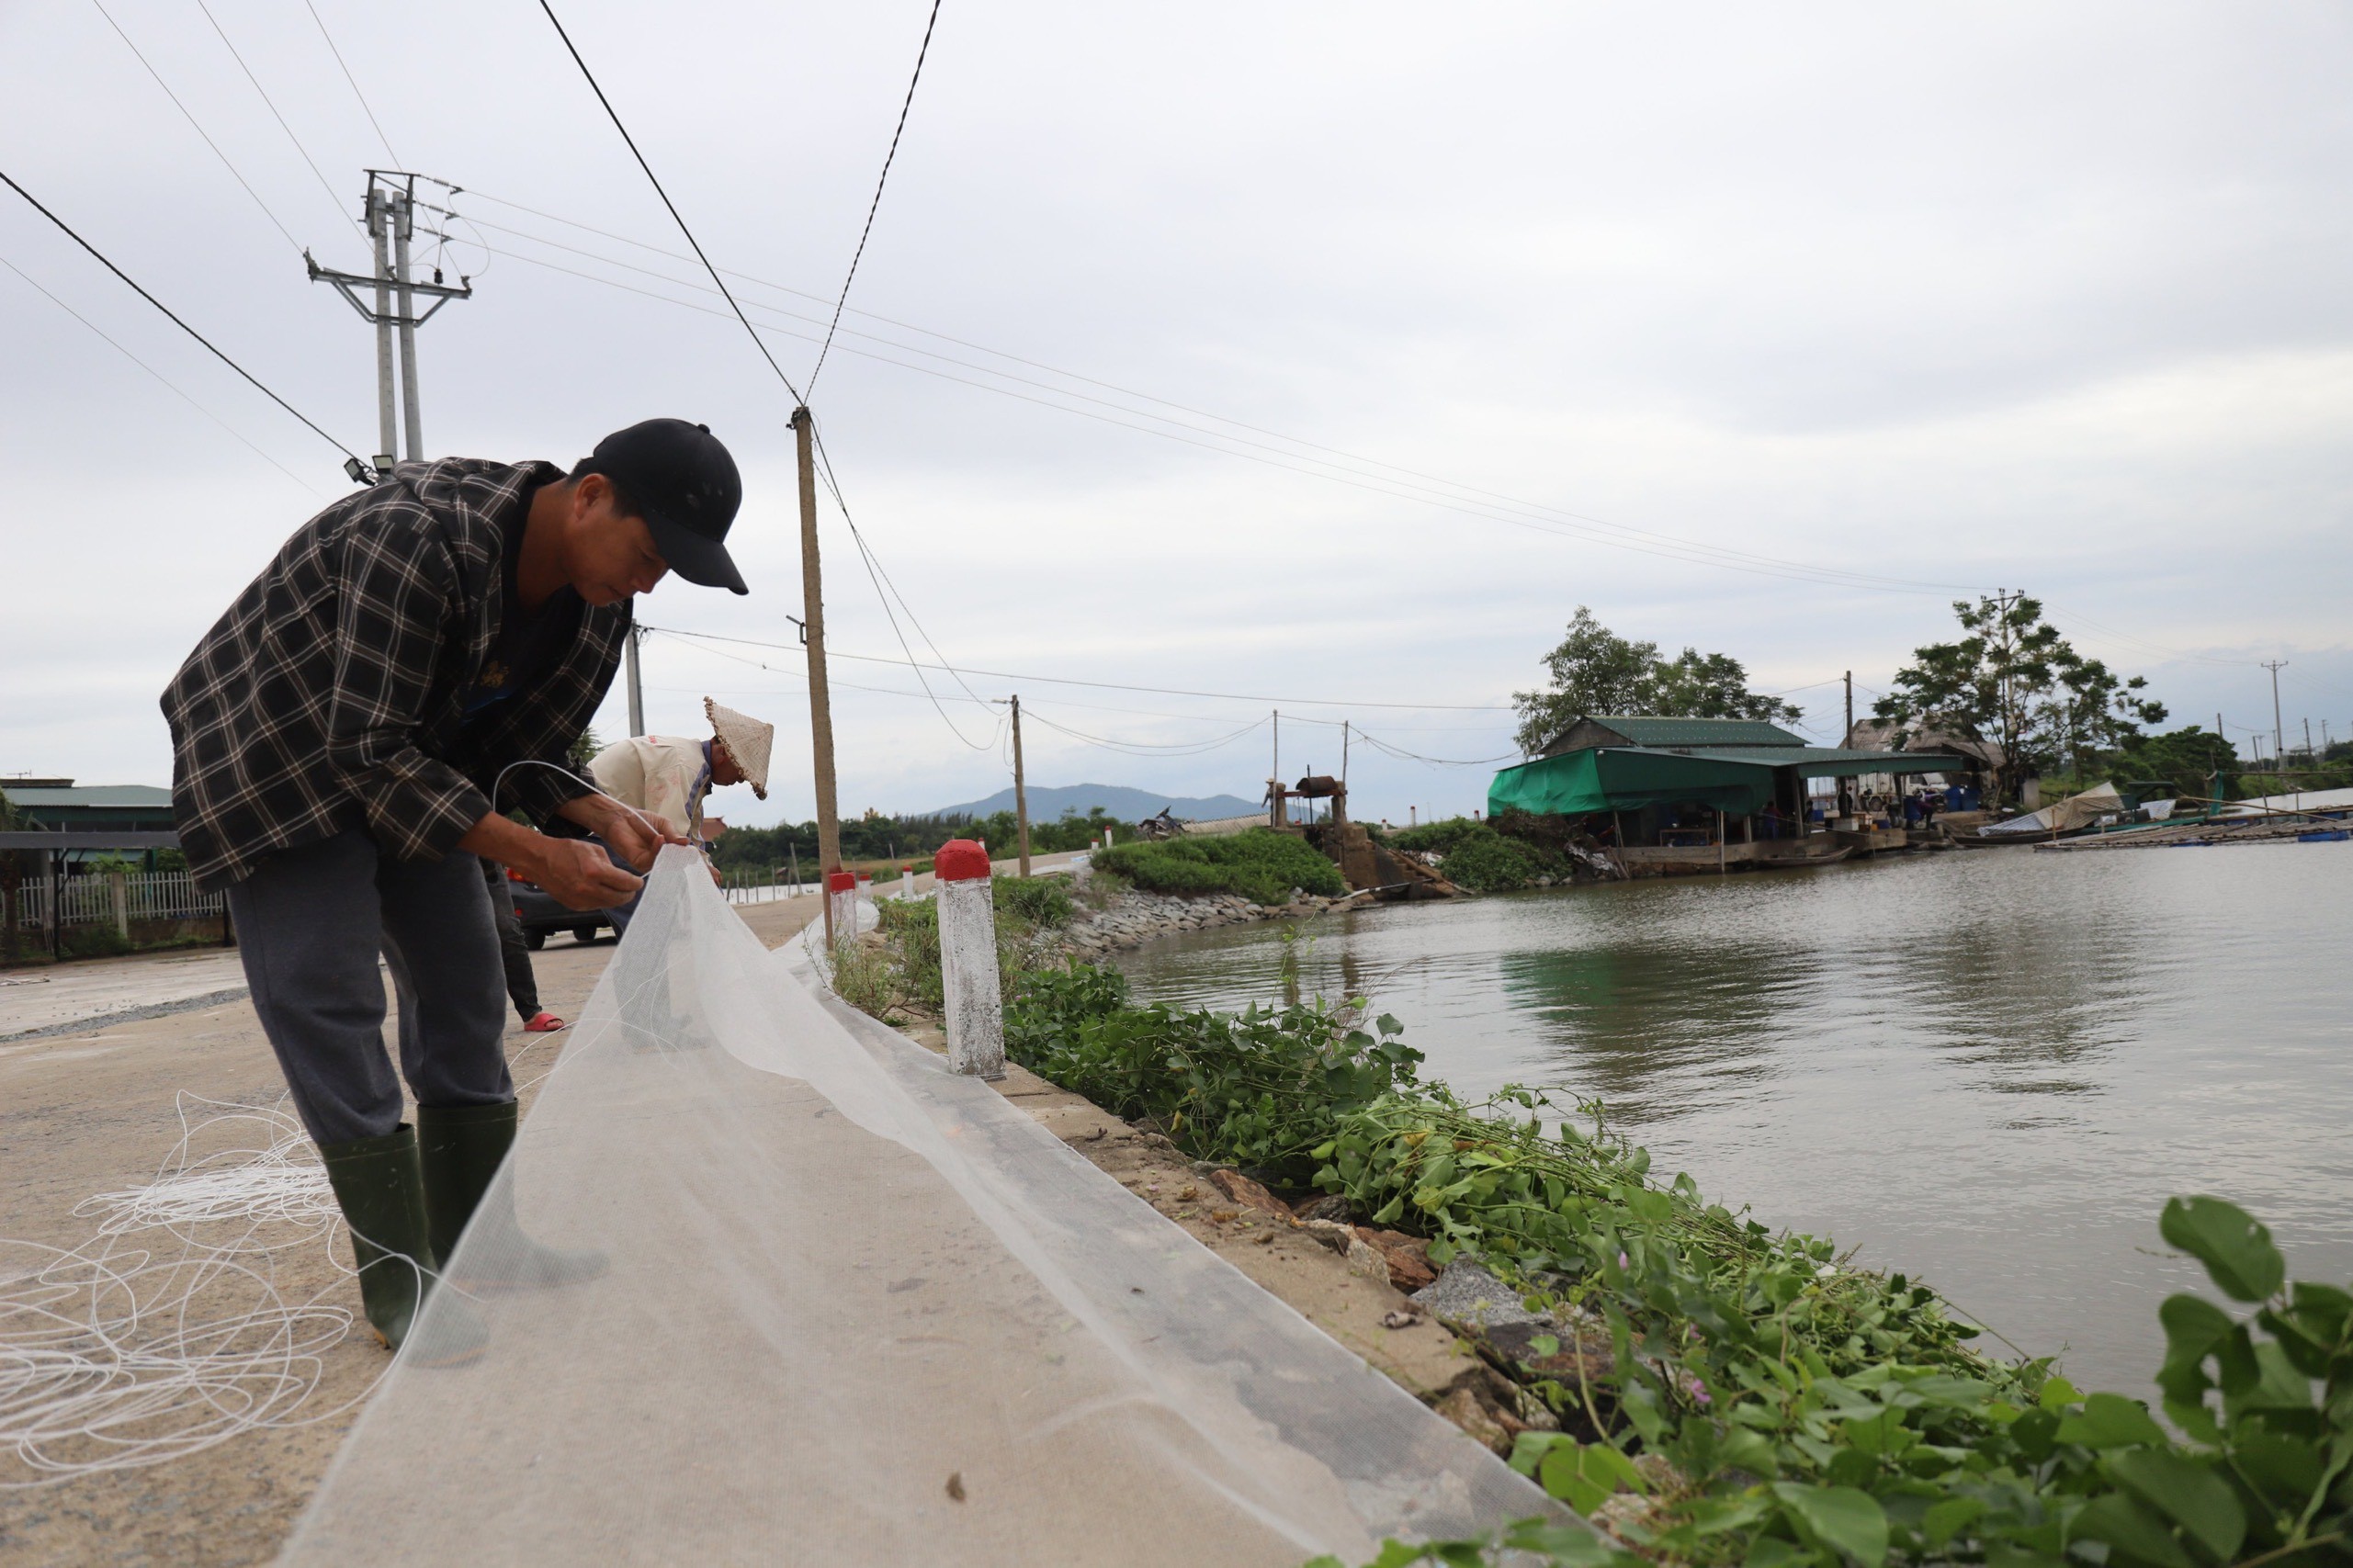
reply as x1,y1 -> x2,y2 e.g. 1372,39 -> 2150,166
2038,651 -> 2166,783
1873,592 -> 2162,802
2106,725 -> 2237,801
1512,607 -> 1801,754
1650,648 -> 1804,726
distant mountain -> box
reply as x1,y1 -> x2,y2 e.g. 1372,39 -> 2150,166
926,783 -> 1262,823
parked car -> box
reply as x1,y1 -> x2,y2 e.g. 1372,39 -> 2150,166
506,868 -> 615,950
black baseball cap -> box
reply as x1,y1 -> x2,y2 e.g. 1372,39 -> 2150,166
581,418 -> 748,595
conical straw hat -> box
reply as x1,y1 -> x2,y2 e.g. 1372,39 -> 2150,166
704,696 -> 774,800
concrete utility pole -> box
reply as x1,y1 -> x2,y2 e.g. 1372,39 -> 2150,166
390,195 -> 423,458
2261,660 -> 2289,767
367,188 -> 395,470
306,172 -> 471,479
623,625 -> 646,738
1844,671 -> 1853,745
1009,694 -> 1032,878
793,406 -> 844,943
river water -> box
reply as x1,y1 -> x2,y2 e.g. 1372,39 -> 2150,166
1116,841 -> 2353,1395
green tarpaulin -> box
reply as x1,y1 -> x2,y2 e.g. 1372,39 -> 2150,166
1488,749 -> 1776,818
1486,747 -> 1973,819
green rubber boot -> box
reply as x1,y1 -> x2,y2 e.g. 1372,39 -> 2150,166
319,1125 -> 490,1367
417,1100 -> 607,1292
318,1125 -> 437,1351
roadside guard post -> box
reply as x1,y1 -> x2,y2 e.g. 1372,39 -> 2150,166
825,869 -> 858,949
933,840 -> 1005,1078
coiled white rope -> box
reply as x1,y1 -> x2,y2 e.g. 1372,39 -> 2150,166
0,1093 -> 385,1487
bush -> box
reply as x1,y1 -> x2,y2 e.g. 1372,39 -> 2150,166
851,874 -> 1080,1019
992,874 -> 1074,930
1388,816 -> 1488,856
1091,829 -> 1346,905
1438,825 -> 1545,892
1003,962 -> 1420,1179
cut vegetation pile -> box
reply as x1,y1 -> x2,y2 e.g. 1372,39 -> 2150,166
1393,814 -> 1578,893
1092,829 -> 1347,905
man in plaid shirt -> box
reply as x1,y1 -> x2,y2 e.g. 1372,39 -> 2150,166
162,418 -> 750,1358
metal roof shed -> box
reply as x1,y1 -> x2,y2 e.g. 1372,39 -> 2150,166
1539,716 -> 1807,756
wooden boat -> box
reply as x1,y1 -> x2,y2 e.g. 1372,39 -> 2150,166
1950,826 -> 2065,848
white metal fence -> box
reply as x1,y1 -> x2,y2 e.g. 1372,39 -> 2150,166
717,874 -> 806,907
6,870 -> 224,931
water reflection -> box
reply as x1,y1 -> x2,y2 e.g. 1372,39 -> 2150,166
1118,843 -> 2353,1393
1495,933 -> 1804,1111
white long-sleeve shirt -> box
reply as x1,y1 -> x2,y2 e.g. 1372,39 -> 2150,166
587,735 -> 713,841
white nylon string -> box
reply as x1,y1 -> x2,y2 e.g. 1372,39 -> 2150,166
0,1094 -> 389,1487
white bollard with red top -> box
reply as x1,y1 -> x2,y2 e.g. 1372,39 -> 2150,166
825,869 -> 858,948
933,839 -> 1005,1079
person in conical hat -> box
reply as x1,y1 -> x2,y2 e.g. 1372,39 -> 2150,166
585,698 -> 775,927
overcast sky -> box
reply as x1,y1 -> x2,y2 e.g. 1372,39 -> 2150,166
6,1 -> 2350,829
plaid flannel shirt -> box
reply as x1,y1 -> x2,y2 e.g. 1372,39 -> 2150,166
162,458 -> 629,891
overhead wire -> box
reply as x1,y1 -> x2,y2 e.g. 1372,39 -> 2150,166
460,223 -> 1987,595
639,624 -> 1516,711
435,186 -> 2306,667
409,194 -> 1995,597
0,168 -> 365,467
807,0 -> 945,394
1,254 -> 323,498
530,0 -> 999,752
191,0 -> 359,238
534,0 -> 806,405
300,0 -> 402,165
1019,710 -> 1268,759
1350,729 -> 1520,768
809,420 -> 990,709
87,0 -> 304,254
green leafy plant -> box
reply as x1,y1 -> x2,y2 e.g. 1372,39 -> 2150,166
994,962 -> 2353,1568
1003,963 -> 1419,1179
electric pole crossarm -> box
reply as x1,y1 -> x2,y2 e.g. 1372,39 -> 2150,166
305,252 -> 471,320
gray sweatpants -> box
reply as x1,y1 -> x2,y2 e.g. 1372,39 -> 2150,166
225,828 -> 513,1145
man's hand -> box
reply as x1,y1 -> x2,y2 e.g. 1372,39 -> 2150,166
458,809 -> 645,911
531,837 -> 646,911
556,793 -> 689,873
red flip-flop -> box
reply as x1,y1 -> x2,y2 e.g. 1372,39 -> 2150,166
523,1011 -> 567,1033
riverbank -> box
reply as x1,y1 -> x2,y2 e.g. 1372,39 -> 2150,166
1053,885 -> 1372,960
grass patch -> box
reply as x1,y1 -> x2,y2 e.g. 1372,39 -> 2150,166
1091,829 -> 1346,905
846,874 -> 1078,1020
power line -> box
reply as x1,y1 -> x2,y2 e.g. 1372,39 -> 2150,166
534,0 -> 806,405
88,0 -> 303,254
1351,729 -> 1520,768
807,0 -> 945,394
1020,709 -> 1268,759
300,0 -> 402,165
420,192 -> 1987,597
437,188 -> 2296,657
1,253 -> 323,497
192,0 -> 356,235
809,419 -> 990,712
639,624 -> 1517,711
1,167 -> 363,465
466,215 -> 1985,596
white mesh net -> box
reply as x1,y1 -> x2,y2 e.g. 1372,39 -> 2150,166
283,851 -> 1554,1563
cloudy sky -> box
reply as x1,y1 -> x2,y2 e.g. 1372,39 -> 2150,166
6,1 -> 2349,829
